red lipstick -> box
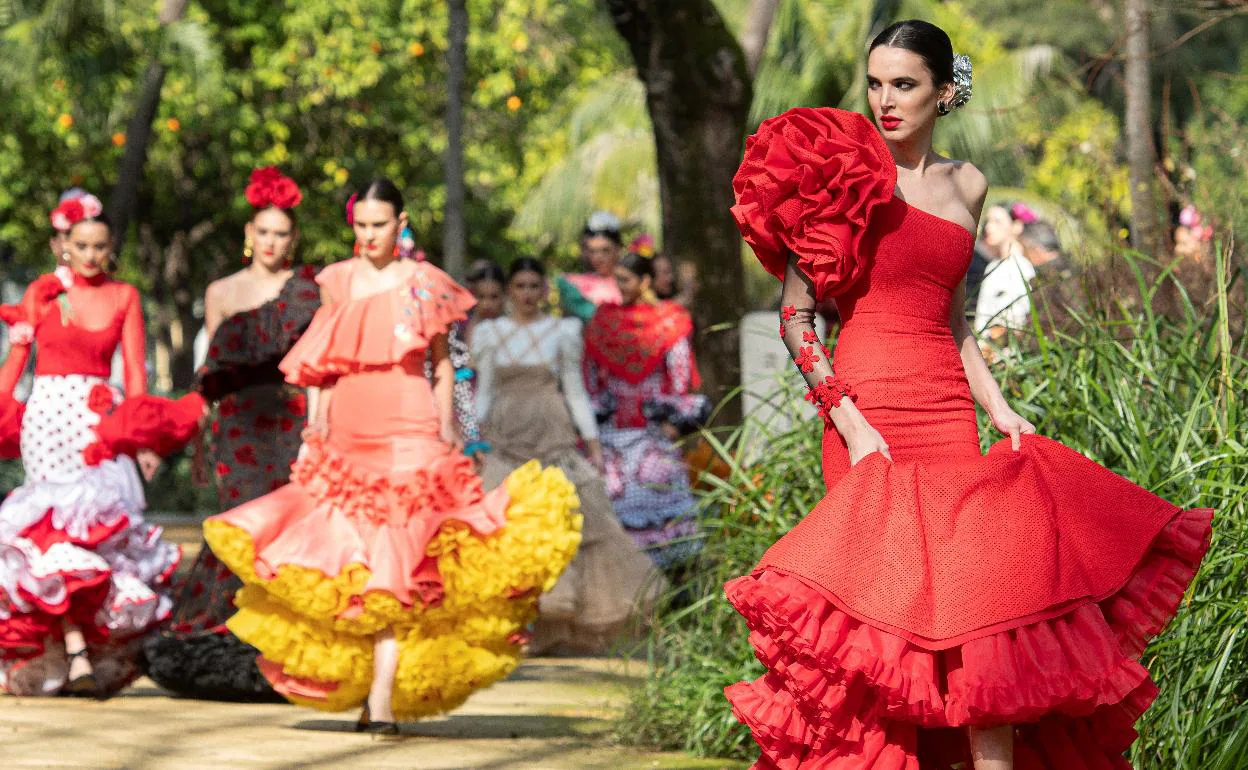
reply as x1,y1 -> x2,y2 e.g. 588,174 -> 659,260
880,115 -> 902,130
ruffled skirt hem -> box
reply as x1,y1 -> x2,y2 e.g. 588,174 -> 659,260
203,460 -> 582,718
724,507 -> 1211,769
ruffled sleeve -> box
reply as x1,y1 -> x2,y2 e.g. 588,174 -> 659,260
196,269 -> 322,401
280,260 -> 476,387
731,107 -> 897,299
85,389 -> 207,465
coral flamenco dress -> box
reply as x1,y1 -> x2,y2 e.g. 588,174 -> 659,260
202,257 -> 582,719
0,268 -> 201,695
724,108 -> 1213,769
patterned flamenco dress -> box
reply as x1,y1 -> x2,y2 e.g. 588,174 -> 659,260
584,301 -> 709,568
144,269 -> 320,700
0,268 -> 197,695
723,108 -> 1213,768
473,314 -> 665,654
201,258 -> 581,718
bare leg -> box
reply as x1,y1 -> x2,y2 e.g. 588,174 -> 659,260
366,628 -> 399,723
970,725 -> 1013,770
62,621 -> 93,681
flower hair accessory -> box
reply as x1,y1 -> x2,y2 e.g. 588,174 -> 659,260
49,193 -> 104,233
345,193 -> 359,226
629,233 -> 656,258
940,53 -> 973,115
244,166 -> 302,210
1010,202 -> 1038,225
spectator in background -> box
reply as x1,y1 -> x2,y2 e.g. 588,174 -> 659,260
556,211 -> 624,321
463,262 -> 505,344
637,234 -> 698,310
974,202 -> 1037,342
1020,219 -> 1081,332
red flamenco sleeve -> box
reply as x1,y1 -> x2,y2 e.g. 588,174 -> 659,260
731,107 -> 896,299
86,391 -> 207,465
119,285 -> 148,397
780,256 -> 855,421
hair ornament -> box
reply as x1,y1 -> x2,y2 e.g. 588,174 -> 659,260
1179,205 -> 1214,242
49,193 -> 104,233
945,53 -> 973,113
629,233 -> 656,259
245,166 -> 302,210
1010,202 -> 1038,225
345,192 -> 359,226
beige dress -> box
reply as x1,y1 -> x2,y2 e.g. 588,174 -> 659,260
473,316 -> 664,654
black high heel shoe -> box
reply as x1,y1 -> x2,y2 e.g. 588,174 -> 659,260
355,702 -> 400,736
58,650 -> 100,698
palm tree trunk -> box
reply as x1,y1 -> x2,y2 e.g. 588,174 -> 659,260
741,0 -> 780,75
106,0 -> 190,246
1124,0 -> 1160,257
603,0 -> 753,421
443,0 -> 469,277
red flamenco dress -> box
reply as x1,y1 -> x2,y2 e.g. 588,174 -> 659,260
723,107 -> 1213,769
0,268 -> 202,695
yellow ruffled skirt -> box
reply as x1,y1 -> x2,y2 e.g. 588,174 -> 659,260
203,460 -> 581,719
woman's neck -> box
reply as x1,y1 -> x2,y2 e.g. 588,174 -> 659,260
510,308 -> 543,325
363,253 -> 400,271
888,130 -> 936,175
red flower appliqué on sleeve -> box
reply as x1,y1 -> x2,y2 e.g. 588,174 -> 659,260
780,305 -> 796,322
779,322 -> 786,338
802,330 -> 819,344
804,375 -> 857,421
794,346 -> 820,373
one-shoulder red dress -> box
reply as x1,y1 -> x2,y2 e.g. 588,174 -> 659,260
724,108 -> 1213,769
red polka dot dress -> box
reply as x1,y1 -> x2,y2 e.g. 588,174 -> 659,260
724,108 -> 1213,769
0,268 -> 191,695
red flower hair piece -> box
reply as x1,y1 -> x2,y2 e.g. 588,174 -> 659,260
48,193 -> 104,233
244,166 -> 303,210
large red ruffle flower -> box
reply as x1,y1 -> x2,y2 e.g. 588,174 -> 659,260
244,166 -> 303,210
731,107 -> 897,299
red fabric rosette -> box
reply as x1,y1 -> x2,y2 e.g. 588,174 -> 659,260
244,166 -> 303,210
731,107 -> 897,299
84,392 -> 207,465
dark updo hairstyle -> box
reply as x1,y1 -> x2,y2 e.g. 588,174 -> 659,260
68,211 -> 113,237
869,20 -> 955,87
352,177 -> 405,217
581,223 -> 623,247
467,262 -> 506,288
617,251 -> 655,281
507,256 -> 546,283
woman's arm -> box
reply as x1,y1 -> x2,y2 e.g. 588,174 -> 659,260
951,163 -> 1035,449
469,320 -> 495,424
305,284 -> 334,435
779,256 -> 889,464
430,332 -> 460,448
557,319 -> 603,467
120,286 -> 147,397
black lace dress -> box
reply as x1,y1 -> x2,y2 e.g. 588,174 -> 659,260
142,270 -> 320,700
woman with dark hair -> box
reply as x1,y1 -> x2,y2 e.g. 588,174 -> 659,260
584,253 -> 708,568
724,19 -> 1211,769
473,257 -> 662,654
144,167 -> 320,702
202,178 -> 580,732
557,211 -> 624,321
974,201 -> 1038,337
0,193 -> 200,697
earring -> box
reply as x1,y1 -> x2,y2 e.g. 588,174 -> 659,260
242,237 -> 254,265
392,244 -> 400,258
937,100 -> 950,116
61,251 -> 71,265
283,256 -> 293,269
353,242 -> 361,256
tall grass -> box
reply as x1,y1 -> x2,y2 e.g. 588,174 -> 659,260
619,255 -> 1248,768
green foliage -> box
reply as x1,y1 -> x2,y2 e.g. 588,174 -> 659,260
620,257 -> 1248,766
1025,100 -> 1130,247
